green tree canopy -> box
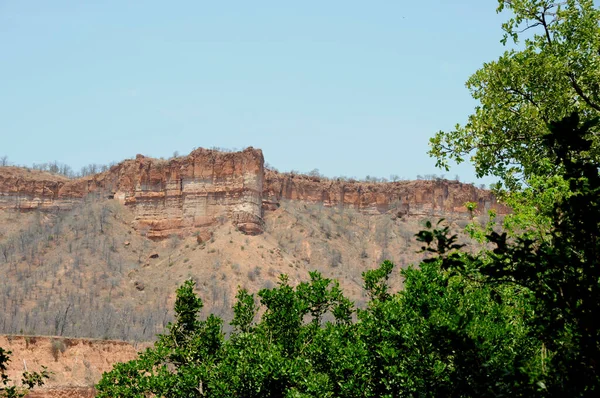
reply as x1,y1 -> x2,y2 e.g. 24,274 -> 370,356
429,0 -> 600,191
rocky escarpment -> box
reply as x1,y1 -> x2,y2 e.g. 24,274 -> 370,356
0,147 -> 508,239
263,170 -> 508,217
0,168 -> 76,211
0,148 -> 265,238
101,147 -> 265,238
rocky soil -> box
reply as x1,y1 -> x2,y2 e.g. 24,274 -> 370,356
0,335 -> 144,397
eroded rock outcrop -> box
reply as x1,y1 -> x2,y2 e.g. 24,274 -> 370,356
104,147 -> 265,238
0,148 -> 265,238
0,147 -> 507,239
0,335 -> 143,397
263,170 -> 508,217
0,168 -> 74,210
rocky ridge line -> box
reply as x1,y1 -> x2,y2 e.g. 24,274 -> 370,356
0,147 -> 508,239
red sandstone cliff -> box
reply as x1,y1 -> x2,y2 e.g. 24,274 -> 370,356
0,148 -> 507,239
101,147 -> 265,238
0,168 -> 74,210
0,148 -> 265,238
263,170 -> 508,217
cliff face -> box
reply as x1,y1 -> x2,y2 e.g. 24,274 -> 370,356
0,167 -> 114,211
103,147 -> 265,238
263,170 -> 508,217
0,147 -> 507,239
0,148 -> 265,238
0,168 -> 76,211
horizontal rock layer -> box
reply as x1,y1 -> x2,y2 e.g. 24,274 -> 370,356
108,148 -> 265,238
0,148 -> 507,238
263,170 -> 508,217
0,148 -> 265,238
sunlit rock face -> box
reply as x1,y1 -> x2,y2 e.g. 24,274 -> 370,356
109,147 -> 265,239
262,170 -> 508,217
0,167 -> 79,211
0,146 -> 508,239
0,148 -> 265,239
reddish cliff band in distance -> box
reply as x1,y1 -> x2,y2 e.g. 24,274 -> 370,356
0,147 -> 508,239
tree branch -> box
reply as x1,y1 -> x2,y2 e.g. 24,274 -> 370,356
568,73 -> 600,112
505,87 -> 541,110
541,10 -> 553,45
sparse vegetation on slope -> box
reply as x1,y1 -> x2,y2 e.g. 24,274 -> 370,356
0,195 -> 171,341
0,184 -> 483,341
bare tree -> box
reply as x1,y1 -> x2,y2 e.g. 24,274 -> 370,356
0,241 -> 14,262
308,168 -> 321,178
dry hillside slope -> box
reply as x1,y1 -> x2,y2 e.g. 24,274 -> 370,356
0,147 -> 506,342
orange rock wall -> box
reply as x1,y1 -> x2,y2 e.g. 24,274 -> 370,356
263,171 -> 508,217
0,148 -> 508,240
103,147 -> 265,237
0,148 -> 265,238
0,168 -> 75,211
25,388 -> 96,398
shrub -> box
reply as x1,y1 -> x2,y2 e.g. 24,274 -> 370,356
50,338 -> 66,362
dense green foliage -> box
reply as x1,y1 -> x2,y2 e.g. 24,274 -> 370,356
481,113 -> 600,394
0,347 -> 48,398
96,266 -> 536,397
429,0 -> 600,232
97,114 -> 600,397
430,0 -> 600,189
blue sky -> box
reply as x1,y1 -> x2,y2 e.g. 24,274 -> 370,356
1,1 -> 508,183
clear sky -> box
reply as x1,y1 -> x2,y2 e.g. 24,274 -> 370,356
1,1 -> 509,183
